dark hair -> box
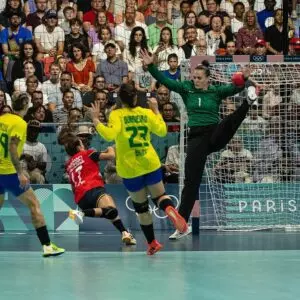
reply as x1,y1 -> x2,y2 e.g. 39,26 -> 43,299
159,27 -> 174,47
60,71 -> 73,78
0,104 -> 13,115
63,6 -> 75,15
32,90 -> 43,97
69,43 -> 88,61
210,14 -> 224,27
129,26 -> 148,57
180,1 -> 190,8
64,136 -> 82,156
26,74 -> 38,85
98,25 -> 112,41
181,10 -> 198,29
167,53 -> 178,62
233,2 -> 245,9
32,104 -> 46,118
195,60 -> 211,77
198,10 -> 210,17
68,107 -> 82,116
119,84 -> 137,108
19,40 -> 38,61
12,93 -> 29,112
69,18 -> 83,27
63,91 -> 74,99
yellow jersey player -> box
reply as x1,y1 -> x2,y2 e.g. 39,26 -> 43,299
0,93 -> 65,257
90,84 -> 187,255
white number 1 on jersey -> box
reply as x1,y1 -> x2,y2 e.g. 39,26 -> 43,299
198,98 -> 202,107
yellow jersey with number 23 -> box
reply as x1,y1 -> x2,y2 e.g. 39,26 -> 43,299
0,113 -> 27,175
95,107 -> 167,179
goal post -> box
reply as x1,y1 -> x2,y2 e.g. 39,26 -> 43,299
180,55 -> 300,231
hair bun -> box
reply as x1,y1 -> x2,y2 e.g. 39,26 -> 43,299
201,60 -> 210,68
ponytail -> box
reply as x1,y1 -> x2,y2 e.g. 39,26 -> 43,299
195,60 -> 211,77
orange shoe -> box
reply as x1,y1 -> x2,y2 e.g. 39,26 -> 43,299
165,206 -> 188,233
147,240 -> 163,256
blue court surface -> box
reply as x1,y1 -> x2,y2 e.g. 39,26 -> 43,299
0,231 -> 299,300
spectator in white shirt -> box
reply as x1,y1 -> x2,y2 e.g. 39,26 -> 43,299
114,6 -> 148,51
34,9 -> 65,57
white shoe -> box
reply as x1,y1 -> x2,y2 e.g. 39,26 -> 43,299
69,210 -> 84,225
247,86 -> 258,102
122,231 -> 137,245
169,225 -> 192,240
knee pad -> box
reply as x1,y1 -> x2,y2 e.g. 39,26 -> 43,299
101,206 -> 118,220
152,193 -> 174,210
132,200 -> 149,214
152,192 -> 167,207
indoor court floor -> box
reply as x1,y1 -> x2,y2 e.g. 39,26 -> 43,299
0,231 -> 299,300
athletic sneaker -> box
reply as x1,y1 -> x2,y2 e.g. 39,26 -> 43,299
69,210 -> 84,225
147,239 -> 163,255
165,206 -> 188,233
122,231 -> 137,245
169,225 -> 192,240
43,243 -> 65,257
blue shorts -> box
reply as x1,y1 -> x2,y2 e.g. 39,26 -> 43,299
0,174 -> 30,197
123,168 -> 163,192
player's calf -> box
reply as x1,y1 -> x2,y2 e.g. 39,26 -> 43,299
152,194 -> 188,233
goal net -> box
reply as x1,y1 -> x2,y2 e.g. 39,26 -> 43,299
180,57 -> 300,231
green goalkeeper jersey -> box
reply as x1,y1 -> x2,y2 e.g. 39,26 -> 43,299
148,64 -> 245,127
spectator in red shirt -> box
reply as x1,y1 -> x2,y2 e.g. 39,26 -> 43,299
83,0 -> 114,31
66,43 -> 95,92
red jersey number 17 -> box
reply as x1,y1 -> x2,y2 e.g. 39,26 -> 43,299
70,165 -> 85,187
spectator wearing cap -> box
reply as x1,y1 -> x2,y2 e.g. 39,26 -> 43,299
236,10 -> 264,55
0,11 -> 32,77
254,39 -> 267,55
92,26 -> 122,65
20,120 -> 48,184
0,0 -> 26,29
26,0 -> 48,32
34,9 -> 65,58
265,8 -> 283,55
95,43 -> 128,94
66,43 -> 95,93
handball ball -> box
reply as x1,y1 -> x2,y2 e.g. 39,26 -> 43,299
232,72 -> 245,87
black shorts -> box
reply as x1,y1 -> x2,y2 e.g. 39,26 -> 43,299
77,187 -> 107,210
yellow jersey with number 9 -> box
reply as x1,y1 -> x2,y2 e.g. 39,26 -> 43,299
0,113 -> 27,175
95,107 -> 167,179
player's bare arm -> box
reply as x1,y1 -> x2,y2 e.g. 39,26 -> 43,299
99,147 -> 115,161
9,135 -> 29,188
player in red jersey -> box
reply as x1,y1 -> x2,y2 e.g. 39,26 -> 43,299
65,135 -> 136,246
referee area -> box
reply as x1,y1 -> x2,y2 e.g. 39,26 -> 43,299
0,231 -> 299,300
